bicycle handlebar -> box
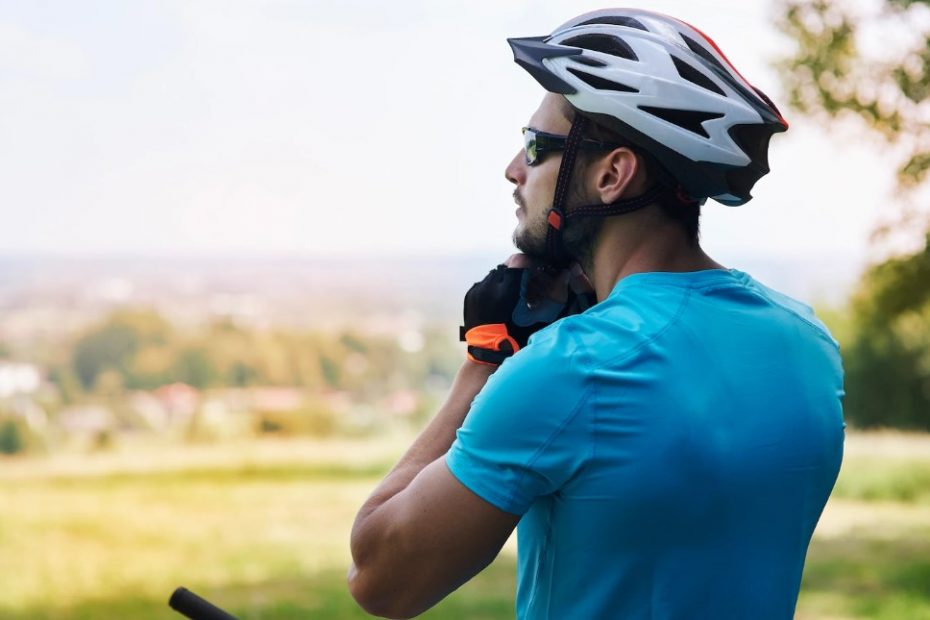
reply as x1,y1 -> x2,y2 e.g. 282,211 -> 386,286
169,587 -> 238,620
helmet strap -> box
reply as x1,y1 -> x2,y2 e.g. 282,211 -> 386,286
544,113 -> 668,267
544,114 -> 588,267
568,184 -> 665,219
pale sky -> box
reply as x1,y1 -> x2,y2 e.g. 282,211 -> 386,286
0,0 -> 892,271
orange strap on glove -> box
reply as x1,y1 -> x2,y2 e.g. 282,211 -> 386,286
462,323 -> 522,366
460,264 -> 594,367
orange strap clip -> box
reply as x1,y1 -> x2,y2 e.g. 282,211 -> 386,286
464,324 -> 521,366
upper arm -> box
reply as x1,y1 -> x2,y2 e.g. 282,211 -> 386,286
446,330 -> 593,515
349,325 -> 589,618
349,457 -> 520,618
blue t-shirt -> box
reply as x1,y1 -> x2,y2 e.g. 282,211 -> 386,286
446,269 -> 845,620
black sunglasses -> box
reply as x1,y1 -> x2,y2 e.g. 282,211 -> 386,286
521,126 -> 629,166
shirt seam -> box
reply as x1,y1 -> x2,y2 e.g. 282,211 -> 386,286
504,384 -> 595,511
594,286 -> 694,371
589,287 -> 692,465
742,287 -> 839,349
445,447 -> 524,514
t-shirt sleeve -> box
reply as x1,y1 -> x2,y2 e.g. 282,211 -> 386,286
445,325 -> 592,515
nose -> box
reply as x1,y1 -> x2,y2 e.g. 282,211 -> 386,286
505,150 -> 526,186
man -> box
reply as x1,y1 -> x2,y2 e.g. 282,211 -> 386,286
348,9 -> 845,619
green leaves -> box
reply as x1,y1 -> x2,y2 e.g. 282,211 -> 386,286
843,235 -> 930,430
777,0 -> 930,180
854,233 -> 930,323
778,1 -> 930,429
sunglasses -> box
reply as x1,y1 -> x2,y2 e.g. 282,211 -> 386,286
522,126 -> 629,166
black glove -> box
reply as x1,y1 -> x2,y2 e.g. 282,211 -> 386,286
460,264 -> 595,366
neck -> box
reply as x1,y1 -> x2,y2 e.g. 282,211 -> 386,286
586,206 -> 725,301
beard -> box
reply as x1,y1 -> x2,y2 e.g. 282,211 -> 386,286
512,191 -> 604,274
562,216 -> 602,275
512,210 -> 548,258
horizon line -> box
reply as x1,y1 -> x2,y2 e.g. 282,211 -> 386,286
0,249 -> 868,263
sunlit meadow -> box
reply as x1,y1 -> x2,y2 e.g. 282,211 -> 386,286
2,431 -> 929,620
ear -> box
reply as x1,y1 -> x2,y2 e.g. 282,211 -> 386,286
591,148 -> 647,204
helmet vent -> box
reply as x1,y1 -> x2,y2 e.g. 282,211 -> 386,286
573,56 -> 607,68
638,106 -> 724,138
681,35 -> 728,76
671,56 -> 725,96
681,34 -> 781,122
567,68 -> 639,93
575,16 -> 648,31
562,34 -> 638,61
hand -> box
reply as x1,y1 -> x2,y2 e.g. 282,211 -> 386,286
460,254 -> 595,366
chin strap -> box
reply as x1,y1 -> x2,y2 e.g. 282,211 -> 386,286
543,114 -> 677,267
545,114 -> 589,267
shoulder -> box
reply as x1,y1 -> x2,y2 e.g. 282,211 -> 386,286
524,277 -> 695,368
734,271 -> 840,349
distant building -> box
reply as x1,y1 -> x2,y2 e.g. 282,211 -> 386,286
198,397 -> 248,438
322,390 -> 352,414
153,383 -> 199,421
249,387 -> 304,412
8,395 -> 47,431
0,362 -> 41,398
384,389 -> 420,417
58,405 -> 113,434
128,391 -> 169,430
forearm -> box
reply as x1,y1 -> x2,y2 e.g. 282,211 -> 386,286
347,254 -> 575,616
352,360 -> 493,527
348,360 -> 496,616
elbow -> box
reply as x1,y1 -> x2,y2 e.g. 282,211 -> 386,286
349,505 -> 448,618
348,529 -> 401,617
348,565 -> 421,619
347,565 -> 389,618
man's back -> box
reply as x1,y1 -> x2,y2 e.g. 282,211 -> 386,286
447,268 -> 845,619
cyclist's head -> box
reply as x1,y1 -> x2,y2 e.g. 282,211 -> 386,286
506,93 -> 653,267
506,8 -> 787,263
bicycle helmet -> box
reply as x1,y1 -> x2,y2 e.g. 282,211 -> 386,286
509,8 -> 788,206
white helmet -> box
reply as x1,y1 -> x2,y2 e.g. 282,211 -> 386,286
509,8 -> 788,205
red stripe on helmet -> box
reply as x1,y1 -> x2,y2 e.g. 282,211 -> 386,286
676,17 -> 789,128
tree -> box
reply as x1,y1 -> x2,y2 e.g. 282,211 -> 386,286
779,0 -> 930,195
843,237 -> 930,429
73,322 -> 139,390
172,347 -> 216,389
778,0 -> 930,429
0,420 -> 25,455
72,310 -> 172,390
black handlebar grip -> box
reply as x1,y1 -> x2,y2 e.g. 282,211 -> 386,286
169,587 -> 238,620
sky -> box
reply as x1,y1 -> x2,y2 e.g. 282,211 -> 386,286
0,0 -> 895,274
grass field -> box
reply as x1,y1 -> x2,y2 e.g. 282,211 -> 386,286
2,430 -> 929,619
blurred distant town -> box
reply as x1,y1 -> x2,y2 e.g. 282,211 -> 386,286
0,256 -> 509,455
0,254 -> 858,455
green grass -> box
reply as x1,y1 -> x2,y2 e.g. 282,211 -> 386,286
800,535 -> 930,620
0,565 -> 518,620
24,460 -> 397,488
832,457 -> 930,503
0,443 -> 515,620
2,433 -> 929,619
